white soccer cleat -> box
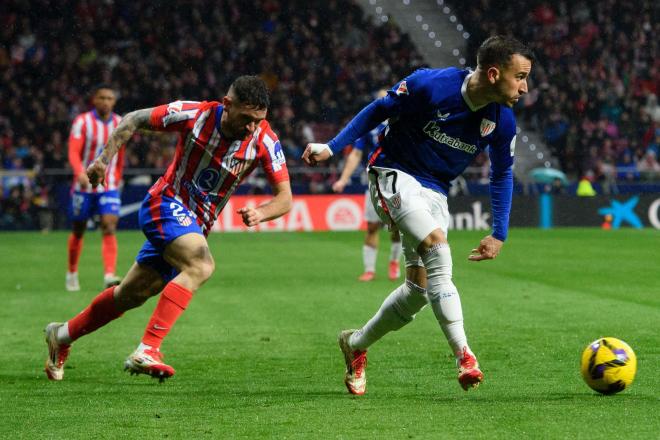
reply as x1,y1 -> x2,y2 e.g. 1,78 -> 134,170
457,347 -> 484,391
65,272 -> 80,292
124,348 -> 175,382
103,274 -> 121,288
44,322 -> 71,381
338,330 -> 367,395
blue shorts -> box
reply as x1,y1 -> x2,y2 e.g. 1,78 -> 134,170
71,190 -> 121,222
135,193 -> 203,282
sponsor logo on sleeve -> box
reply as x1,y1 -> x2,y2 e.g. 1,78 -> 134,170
167,101 -> 183,114
264,135 -> 286,172
436,111 -> 450,121
395,80 -> 409,96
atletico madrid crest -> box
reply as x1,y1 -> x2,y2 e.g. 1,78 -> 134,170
480,118 -> 496,137
177,215 -> 193,226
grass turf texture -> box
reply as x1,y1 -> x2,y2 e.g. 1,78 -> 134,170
0,228 -> 658,439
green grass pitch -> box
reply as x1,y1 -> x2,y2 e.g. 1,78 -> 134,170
0,228 -> 658,439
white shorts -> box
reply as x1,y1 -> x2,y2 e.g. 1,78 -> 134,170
368,166 -> 449,267
363,190 -> 381,223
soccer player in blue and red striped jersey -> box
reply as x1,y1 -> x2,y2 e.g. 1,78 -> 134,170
45,76 -> 292,382
66,85 -> 125,291
304,36 -> 534,394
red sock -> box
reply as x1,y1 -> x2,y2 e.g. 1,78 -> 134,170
142,282 -> 193,350
68,234 -> 83,273
68,287 -> 124,341
102,234 -> 118,275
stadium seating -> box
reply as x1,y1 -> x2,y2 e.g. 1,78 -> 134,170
1,0 -> 658,230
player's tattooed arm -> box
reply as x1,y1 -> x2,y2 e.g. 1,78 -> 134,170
87,107 -> 154,187
100,108 -> 154,164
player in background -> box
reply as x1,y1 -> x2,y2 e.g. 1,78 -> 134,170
66,85 -> 125,291
303,36 -> 534,394
332,90 -> 402,282
44,76 -> 292,382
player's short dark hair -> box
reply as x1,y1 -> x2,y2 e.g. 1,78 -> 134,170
477,36 -> 535,68
92,83 -> 115,95
229,75 -> 270,109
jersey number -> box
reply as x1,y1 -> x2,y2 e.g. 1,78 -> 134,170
170,202 -> 184,218
384,171 -> 398,193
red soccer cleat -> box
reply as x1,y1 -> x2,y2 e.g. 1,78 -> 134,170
358,271 -> 375,282
124,348 -> 175,382
44,322 -> 71,381
457,347 -> 483,391
338,330 -> 367,395
388,260 -> 401,280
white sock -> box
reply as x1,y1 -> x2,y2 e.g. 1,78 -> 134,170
421,243 -> 469,358
362,245 -> 377,273
389,241 -> 402,262
349,279 -> 428,350
57,322 -> 72,345
137,342 -> 155,352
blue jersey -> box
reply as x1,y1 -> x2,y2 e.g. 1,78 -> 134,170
328,67 -> 516,241
354,122 -> 387,156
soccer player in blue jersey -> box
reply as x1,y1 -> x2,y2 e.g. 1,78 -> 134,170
332,90 -> 402,282
303,35 -> 534,394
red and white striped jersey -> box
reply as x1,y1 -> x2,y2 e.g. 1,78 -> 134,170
148,100 -> 290,234
68,110 -> 125,193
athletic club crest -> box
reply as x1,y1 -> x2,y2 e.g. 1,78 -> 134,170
480,118 -> 496,137
395,80 -> 408,96
390,193 -> 402,209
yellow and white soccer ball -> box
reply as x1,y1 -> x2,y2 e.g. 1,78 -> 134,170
580,337 -> 637,395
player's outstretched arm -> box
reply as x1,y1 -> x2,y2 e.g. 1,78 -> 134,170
87,107 -> 155,187
302,143 -> 333,166
237,180 -> 293,227
303,93 -> 398,167
468,235 -> 503,262
332,148 -> 364,193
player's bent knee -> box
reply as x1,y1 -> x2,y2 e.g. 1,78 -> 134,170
100,215 -> 118,235
418,229 -> 448,254
421,243 -> 454,284
406,265 -> 427,288
183,257 -> 215,284
197,259 -> 215,282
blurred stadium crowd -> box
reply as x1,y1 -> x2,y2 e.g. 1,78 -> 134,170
456,0 -> 659,181
1,0 -> 425,228
1,0 -> 659,229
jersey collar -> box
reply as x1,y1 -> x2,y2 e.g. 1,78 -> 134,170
91,109 -> 114,124
460,71 -> 487,112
